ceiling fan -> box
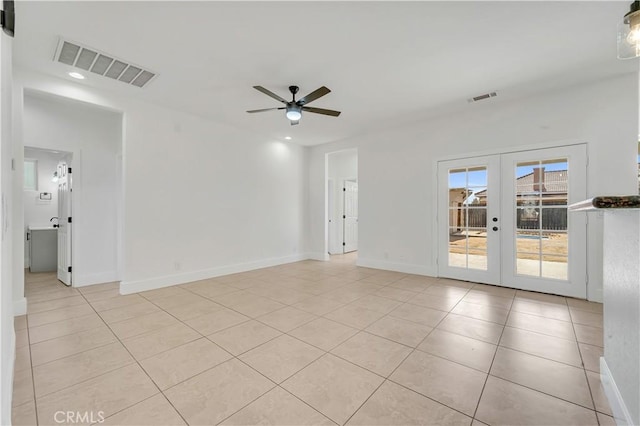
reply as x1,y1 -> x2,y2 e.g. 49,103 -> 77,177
247,85 -> 341,125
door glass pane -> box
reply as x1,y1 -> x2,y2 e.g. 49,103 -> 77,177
541,231 -> 568,256
517,231 -> 541,254
467,167 -> 488,187
468,249 -> 488,270
516,194 -> 540,207
517,207 -> 541,230
469,228 -> 487,251
448,169 -> 467,188
540,207 -> 567,231
448,166 -> 487,271
449,230 -> 467,267
542,255 -> 568,280
449,206 -> 466,231
515,158 -> 569,280
517,254 -> 541,277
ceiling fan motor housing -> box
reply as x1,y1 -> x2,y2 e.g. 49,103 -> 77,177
247,85 -> 340,125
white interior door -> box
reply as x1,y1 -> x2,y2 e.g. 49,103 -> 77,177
438,145 -> 587,297
57,162 -> 72,285
343,180 -> 358,253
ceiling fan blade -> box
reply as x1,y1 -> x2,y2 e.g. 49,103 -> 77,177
246,107 -> 285,113
302,106 -> 341,117
297,86 -> 331,105
252,86 -> 287,103
290,120 -> 299,126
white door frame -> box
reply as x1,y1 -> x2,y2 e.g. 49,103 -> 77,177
14,89 -> 125,319
343,179 -> 358,253
434,141 -> 589,297
324,149 -> 358,258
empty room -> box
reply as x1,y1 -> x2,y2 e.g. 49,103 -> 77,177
0,1 -> 639,425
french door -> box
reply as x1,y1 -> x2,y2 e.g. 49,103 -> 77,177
437,145 -> 587,298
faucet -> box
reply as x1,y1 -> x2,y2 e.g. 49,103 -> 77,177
50,217 -> 59,228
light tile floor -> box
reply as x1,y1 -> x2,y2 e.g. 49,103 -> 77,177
13,253 -> 612,425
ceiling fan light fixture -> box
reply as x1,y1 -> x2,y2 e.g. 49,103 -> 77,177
247,85 -> 340,126
618,1 -> 640,59
286,105 -> 302,121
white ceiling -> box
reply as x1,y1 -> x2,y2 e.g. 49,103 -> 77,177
13,1 -> 637,146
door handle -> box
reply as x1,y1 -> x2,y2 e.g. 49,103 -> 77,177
492,226 -> 499,231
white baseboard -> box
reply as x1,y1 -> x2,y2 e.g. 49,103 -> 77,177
7,326 -> 15,413
356,258 -> 437,277
120,254 -> 309,295
13,297 -> 27,316
74,271 -> 120,287
600,357 -> 635,426
307,252 -> 330,261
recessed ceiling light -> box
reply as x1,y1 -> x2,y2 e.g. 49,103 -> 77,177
68,72 -> 85,80
285,136 -> 292,140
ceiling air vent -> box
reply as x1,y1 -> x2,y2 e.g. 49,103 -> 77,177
54,39 -> 157,88
468,92 -> 497,103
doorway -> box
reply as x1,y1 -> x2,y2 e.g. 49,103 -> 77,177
437,144 -> 587,298
327,149 -> 358,256
23,147 -> 73,286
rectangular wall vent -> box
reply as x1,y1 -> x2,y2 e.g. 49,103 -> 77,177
54,39 -> 157,88
468,92 -> 497,103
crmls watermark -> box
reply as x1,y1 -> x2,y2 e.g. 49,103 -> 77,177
54,411 -> 105,424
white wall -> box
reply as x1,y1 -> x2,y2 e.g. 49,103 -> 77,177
308,73 -> 639,301
121,99 -> 307,292
21,93 -> 121,287
1,29 -> 13,425
327,149 -> 357,254
601,210 -> 640,425
15,70 -> 308,296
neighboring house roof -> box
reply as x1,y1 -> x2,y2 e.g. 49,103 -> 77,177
475,169 -> 567,197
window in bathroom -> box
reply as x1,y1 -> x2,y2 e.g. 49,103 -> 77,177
24,159 -> 38,191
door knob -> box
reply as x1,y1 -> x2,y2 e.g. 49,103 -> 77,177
492,226 -> 499,231
492,217 -> 498,222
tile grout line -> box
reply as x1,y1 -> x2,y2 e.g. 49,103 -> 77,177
470,288 -> 516,422
569,307 -> 603,425
19,260 -> 606,426
173,275 -> 425,424
25,312 -> 39,426
341,307 -> 441,425
114,290 -> 281,426
139,282 -> 340,425
25,312 -> 104,341
21,276 -> 78,425
74,286 -> 193,426
343,286 -> 474,424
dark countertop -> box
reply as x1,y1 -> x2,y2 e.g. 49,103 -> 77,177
569,195 -> 640,211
